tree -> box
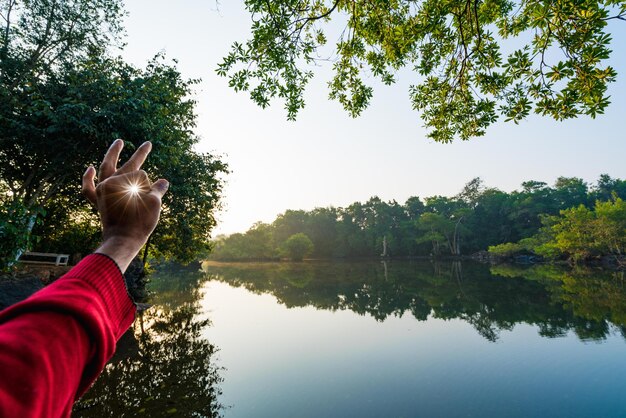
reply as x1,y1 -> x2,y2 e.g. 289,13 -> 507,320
592,174 -> 626,201
0,0 -> 124,86
416,212 -> 449,256
0,0 -> 227,264
593,198 -> 626,256
304,207 -> 338,258
405,196 -> 425,220
1,55 -> 227,264
0,0 -> 125,262
464,188 -> 515,251
416,209 -> 468,256
272,210 -> 309,244
456,177 -> 485,208
0,200 -> 44,268
554,177 -> 589,208
218,0 -> 625,142
508,180 -> 558,240
281,233 -> 314,261
512,198 -> 626,263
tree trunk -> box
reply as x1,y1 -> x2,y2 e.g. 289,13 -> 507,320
13,212 -> 38,264
380,235 -> 387,257
142,233 -> 153,270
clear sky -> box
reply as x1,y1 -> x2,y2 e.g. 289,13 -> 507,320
121,0 -> 626,235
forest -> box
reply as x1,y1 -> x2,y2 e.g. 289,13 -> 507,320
210,175 -> 626,264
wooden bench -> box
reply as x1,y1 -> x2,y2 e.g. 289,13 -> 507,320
18,252 -> 70,266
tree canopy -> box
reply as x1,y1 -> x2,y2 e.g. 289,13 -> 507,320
218,0 -> 626,142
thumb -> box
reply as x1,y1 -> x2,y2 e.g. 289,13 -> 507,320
150,179 -> 169,199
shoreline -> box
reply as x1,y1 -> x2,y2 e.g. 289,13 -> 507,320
0,265 -> 71,310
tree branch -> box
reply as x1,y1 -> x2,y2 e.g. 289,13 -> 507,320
292,0 -> 340,27
603,13 -> 625,21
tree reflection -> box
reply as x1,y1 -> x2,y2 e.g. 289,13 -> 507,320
204,260 -> 626,343
74,276 -> 224,417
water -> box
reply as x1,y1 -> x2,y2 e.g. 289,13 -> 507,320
75,261 -> 626,417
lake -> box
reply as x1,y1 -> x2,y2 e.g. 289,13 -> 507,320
74,260 -> 626,417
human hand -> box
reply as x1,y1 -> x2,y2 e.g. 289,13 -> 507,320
82,139 -> 169,272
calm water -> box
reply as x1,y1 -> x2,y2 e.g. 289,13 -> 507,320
75,261 -> 626,417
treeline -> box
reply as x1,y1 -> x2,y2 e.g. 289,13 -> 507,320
490,198 -> 626,264
210,175 -> 626,261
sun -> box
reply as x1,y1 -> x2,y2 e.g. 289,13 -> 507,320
128,184 -> 141,196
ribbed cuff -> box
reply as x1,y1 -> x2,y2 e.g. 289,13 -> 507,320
92,252 -> 139,304
67,254 -> 136,339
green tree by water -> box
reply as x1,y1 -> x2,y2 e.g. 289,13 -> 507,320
491,197 -> 626,263
218,0 -> 625,142
281,233 -> 315,261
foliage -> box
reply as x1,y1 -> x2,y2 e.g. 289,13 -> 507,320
494,197 -> 626,263
0,198 -> 43,270
211,222 -> 277,261
488,241 -> 525,257
280,232 -> 314,261
0,0 -> 227,263
30,197 -> 100,260
0,0 -> 124,84
488,235 -> 546,257
218,0 -> 626,142
593,197 -> 626,255
212,175 -> 625,261
416,208 -> 468,256
544,198 -> 626,261
543,205 -> 597,262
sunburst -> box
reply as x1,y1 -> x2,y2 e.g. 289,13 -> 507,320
105,179 -> 150,216
127,184 -> 141,196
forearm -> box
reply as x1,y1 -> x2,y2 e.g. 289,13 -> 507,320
0,254 -> 136,418
96,236 -> 146,273
0,312 -> 92,417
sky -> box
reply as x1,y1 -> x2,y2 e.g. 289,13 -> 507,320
121,0 -> 626,235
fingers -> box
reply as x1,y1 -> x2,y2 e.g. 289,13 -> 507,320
82,165 -> 97,205
150,179 -> 170,199
92,141 -> 164,207
118,141 -> 152,174
99,139 -> 124,181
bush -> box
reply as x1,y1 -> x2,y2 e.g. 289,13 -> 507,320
280,233 -> 314,261
488,242 -> 524,257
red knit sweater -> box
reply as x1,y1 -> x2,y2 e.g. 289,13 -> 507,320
0,254 -> 136,417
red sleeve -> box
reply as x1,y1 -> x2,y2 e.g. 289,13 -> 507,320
0,254 -> 136,418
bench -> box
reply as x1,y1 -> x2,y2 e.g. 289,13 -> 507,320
18,252 -> 70,266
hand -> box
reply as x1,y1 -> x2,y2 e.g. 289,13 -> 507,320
82,139 -> 169,272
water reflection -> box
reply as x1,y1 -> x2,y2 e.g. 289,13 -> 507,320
74,265 -> 225,417
203,260 -> 626,343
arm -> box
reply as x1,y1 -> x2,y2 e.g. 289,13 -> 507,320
0,140 -> 168,418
